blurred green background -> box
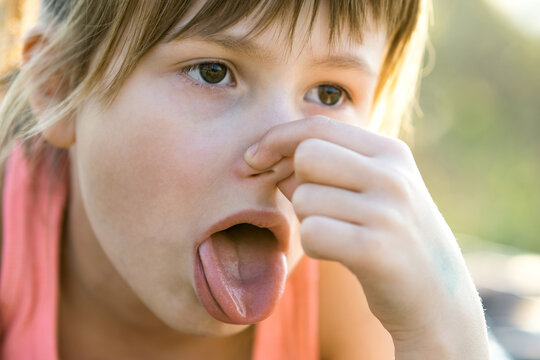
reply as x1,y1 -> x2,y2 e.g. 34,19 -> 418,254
411,0 -> 540,252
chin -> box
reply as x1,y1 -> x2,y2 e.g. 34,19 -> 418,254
195,320 -> 252,337
155,302 -> 253,337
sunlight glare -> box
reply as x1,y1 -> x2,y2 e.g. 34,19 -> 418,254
485,0 -> 540,37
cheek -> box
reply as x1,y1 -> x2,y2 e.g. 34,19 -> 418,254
72,75 -> 241,290
76,116 -> 209,239
75,76 -> 236,239
72,78 -> 245,330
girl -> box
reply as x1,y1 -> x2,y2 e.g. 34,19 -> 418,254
0,0 -> 490,358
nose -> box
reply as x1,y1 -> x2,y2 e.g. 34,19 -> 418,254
235,153 -> 295,181
232,89 -> 301,186
233,144 -> 297,201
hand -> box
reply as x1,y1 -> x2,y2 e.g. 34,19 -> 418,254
244,116 -> 489,359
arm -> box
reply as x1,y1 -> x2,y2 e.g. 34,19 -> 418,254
319,259 -> 394,360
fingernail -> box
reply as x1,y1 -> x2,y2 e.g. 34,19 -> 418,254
246,143 -> 259,158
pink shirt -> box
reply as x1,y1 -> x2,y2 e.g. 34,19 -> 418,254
1,143 -> 319,359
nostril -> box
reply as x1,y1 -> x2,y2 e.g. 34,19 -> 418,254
234,155 -> 269,178
249,169 -> 275,178
234,154 -> 292,183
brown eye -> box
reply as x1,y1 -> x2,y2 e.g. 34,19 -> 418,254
199,63 -> 227,83
305,84 -> 347,106
184,62 -> 233,86
317,85 -> 342,105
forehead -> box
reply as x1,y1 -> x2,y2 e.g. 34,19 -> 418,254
165,0 -> 386,49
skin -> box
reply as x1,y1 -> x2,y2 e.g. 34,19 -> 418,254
19,2 -> 489,359
244,117 -> 491,358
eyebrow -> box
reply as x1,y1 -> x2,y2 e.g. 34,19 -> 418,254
172,33 -> 276,60
172,33 -> 377,77
310,56 -> 377,77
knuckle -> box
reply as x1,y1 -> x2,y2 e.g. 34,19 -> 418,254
258,127 -> 279,149
379,206 -> 407,230
299,216 -> 320,241
301,115 -> 339,138
299,216 -> 327,258
359,236 -> 383,262
344,229 -> 383,270
291,184 -> 311,214
296,138 -> 319,155
294,139 -> 320,176
300,215 -> 321,234
385,137 -> 412,159
309,115 -> 334,130
382,168 -> 413,201
361,241 -> 394,276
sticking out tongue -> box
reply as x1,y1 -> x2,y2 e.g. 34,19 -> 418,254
197,224 -> 287,324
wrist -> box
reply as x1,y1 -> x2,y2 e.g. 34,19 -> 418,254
393,329 -> 453,360
391,296 -> 490,359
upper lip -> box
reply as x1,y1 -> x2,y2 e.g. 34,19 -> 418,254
197,209 -> 290,253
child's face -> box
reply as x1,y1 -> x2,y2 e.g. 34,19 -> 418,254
70,4 -> 386,335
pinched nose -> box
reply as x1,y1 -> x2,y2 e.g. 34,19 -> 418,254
229,95 -> 302,196
233,151 -> 294,183
233,156 -> 296,200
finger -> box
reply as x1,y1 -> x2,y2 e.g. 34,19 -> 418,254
277,172 -> 299,201
295,138 -> 381,193
244,116 -> 398,170
300,215 -> 377,267
292,183 -> 387,226
268,156 -> 294,182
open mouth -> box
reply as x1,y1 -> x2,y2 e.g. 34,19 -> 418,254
222,223 -> 276,241
194,218 -> 288,325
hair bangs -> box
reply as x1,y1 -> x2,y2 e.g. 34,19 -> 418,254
164,0 -> 401,49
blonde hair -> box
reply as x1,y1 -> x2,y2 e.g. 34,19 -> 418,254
0,0 -> 431,165
0,0 -> 39,77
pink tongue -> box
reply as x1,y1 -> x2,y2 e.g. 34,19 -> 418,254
198,225 -> 287,324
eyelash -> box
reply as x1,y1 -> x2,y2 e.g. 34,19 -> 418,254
179,61 -> 235,89
314,83 -> 353,103
179,61 -> 354,106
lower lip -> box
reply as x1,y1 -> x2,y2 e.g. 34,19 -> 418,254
193,242 -> 236,324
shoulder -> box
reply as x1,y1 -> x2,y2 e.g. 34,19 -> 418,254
318,260 -> 394,360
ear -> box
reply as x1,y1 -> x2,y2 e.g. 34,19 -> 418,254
23,23 -> 75,148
